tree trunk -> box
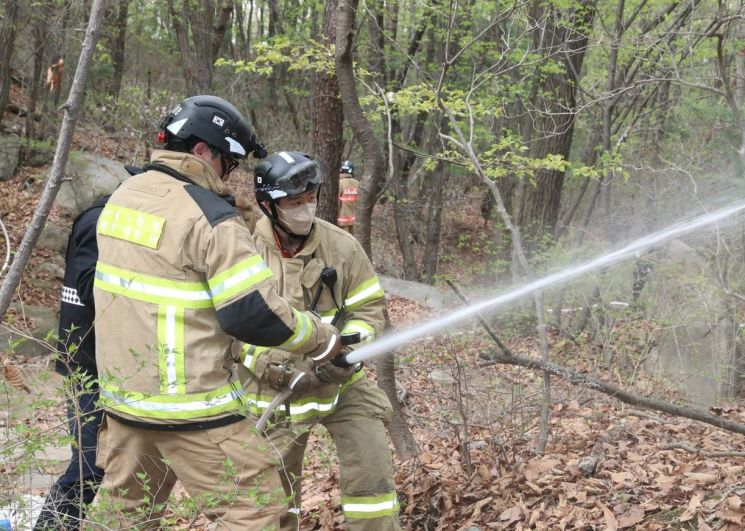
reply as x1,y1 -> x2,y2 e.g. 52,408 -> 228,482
312,0 -> 344,224
0,0 -> 105,321
520,3 -> 595,254
423,158 -> 447,284
0,0 -> 20,123
375,312 -> 420,461
23,3 -> 50,149
336,0 -> 419,459
167,0 -> 232,95
335,0 -> 386,257
108,0 -> 130,99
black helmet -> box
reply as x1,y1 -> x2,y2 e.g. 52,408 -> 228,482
159,95 -> 266,159
254,151 -> 323,239
340,160 -> 354,175
254,151 -> 323,203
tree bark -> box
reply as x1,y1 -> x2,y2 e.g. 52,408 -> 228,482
108,0 -> 130,99
23,2 -> 51,149
375,312 -> 420,461
313,0 -> 344,224
520,2 -> 595,254
0,0 -> 20,123
166,0 -> 232,95
0,0 -> 105,322
335,0 -> 386,257
423,158 -> 447,284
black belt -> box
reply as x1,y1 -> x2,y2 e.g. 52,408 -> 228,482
105,412 -> 245,432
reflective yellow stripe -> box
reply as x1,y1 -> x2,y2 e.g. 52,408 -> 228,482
208,256 -> 273,306
97,204 -> 165,249
94,261 -> 213,308
278,307 -> 313,352
345,276 -> 384,310
341,320 -> 376,343
158,305 -> 185,394
99,381 -> 244,420
342,492 -> 399,519
244,369 -> 364,421
241,343 -> 270,370
319,309 -> 336,324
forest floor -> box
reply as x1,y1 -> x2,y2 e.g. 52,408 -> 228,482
2,90 -> 745,530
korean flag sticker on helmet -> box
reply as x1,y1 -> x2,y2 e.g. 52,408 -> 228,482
212,115 -> 225,126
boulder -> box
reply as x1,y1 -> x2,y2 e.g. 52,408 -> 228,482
0,134 -> 21,181
0,303 -> 59,358
37,220 -> 70,254
641,239 -> 740,406
379,275 -> 457,310
51,152 -> 130,217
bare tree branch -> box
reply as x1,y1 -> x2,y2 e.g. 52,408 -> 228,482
0,0 -> 105,322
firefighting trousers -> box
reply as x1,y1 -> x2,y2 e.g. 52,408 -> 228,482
93,415 -> 286,530
265,375 -> 401,531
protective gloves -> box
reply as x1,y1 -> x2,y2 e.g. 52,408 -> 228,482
313,360 -> 356,385
286,358 -> 326,397
306,323 -> 342,363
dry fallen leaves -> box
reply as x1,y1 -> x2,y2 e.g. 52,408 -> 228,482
2,355 -> 30,393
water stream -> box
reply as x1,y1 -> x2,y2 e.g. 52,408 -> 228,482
345,199 -> 745,365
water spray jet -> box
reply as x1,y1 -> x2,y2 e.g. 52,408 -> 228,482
344,199 -> 745,365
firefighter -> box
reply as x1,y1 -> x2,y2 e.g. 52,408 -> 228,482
242,151 -> 400,531
34,196 -> 109,531
337,159 -> 359,234
92,96 -> 342,530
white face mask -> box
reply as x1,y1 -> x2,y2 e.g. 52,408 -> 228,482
276,202 -> 317,236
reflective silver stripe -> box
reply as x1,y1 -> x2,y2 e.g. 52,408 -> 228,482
345,281 -> 382,307
280,309 -> 311,350
246,395 -> 339,416
100,387 -> 244,413
343,498 -> 399,514
209,261 -> 271,299
95,270 -> 212,302
290,398 -> 338,415
288,372 -> 305,390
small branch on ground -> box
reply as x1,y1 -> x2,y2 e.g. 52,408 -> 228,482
661,442 -> 745,458
480,350 -> 745,436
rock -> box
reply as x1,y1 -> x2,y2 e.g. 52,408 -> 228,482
0,134 -> 21,181
578,455 -> 599,476
37,259 -> 65,279
379,275 -> 457,310
1,304 -> 59,357
429,369 -> 456,384
51,152 -> 130,217
468,440 -> 488,451
37,220 -> 70,254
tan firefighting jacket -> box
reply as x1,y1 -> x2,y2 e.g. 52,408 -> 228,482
337,176 -> 359,227
240,215 -> 385,424
93,150 -> 335,427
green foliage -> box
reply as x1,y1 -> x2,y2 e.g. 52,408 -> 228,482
217,36 -> 335,76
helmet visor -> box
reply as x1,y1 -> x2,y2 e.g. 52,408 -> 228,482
276,160 -> 323,197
